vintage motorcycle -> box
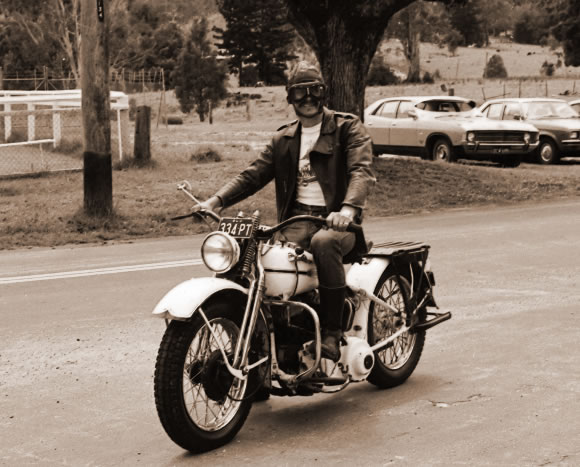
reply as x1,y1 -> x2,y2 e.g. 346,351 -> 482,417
152,182 -> 451,453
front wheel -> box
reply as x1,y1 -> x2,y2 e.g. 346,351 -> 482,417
367,268 -> 426,389
535,138 -> 559,164
154,299 -> 252,453
431,138 -> 456,162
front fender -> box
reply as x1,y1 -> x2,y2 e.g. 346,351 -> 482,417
152,277 -> 248,320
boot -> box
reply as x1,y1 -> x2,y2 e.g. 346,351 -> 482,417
320,329 -> 342,362
318,286 -> 346,362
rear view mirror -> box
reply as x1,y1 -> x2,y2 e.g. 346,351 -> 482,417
408,109 -> 418,119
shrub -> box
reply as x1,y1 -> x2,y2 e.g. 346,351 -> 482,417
422,72 -> 435,84
162,115 -> 184,125
190,147 -> 222,163
367,53 -> 401,86
483,54 -> 508,79
5,130 -> 26,144
540,61 -> 555,77
50,138 -> 83,154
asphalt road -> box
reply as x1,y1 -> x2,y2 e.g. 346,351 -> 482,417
1,200 -> 579,466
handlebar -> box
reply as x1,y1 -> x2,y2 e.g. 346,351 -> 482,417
258,215 -> 362,238
171,211 -> 362,237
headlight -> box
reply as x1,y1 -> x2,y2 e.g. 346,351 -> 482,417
466,132 -> 476,142
570,131 -> 579,139
201,232 -> 240,273
523,132 -> 531,143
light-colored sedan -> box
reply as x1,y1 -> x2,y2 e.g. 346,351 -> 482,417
364,95 -> 539,167
479,98 -> 580,164
569,99 -> 580,114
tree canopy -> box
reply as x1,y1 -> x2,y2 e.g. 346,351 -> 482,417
214,0 -> 297,85
173,17 -> 228,121
283,0 -> 459,117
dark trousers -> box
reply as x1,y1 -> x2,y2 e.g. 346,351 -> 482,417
279,203 -> 355,289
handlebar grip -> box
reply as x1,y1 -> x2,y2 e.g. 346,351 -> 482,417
346,222 -> 363,234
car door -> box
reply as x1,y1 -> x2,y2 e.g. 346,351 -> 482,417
365,100 -> 399,146
389,100 -> 418,153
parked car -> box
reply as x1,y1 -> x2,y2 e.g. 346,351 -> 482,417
364,96 -> 539,167
569,99 -> 580,114
479,98 -> 580,164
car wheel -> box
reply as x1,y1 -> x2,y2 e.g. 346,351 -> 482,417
431,138 -> 455,162
535,138 -> 559,165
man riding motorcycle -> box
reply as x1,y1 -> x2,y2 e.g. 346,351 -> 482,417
196,61 -> 376,361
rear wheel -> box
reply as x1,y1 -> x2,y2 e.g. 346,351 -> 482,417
535,138 -> 559,164
367,268 -> 426,389
431,138 -> 455,162
154,300 -> 252,453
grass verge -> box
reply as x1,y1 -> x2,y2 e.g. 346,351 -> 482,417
1,150 -> 579,250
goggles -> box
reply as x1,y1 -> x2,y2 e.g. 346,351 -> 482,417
288,83 -> 326,103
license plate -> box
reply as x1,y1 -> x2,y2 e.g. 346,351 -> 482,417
494,148 -> 509,153
218,217 -> 254,238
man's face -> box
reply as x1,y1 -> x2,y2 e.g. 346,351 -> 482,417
288,83 -> 325,118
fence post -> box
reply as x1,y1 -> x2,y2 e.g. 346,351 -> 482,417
246,99 -> 252,121
52,105 -> 61,148
119,108 -> 130,161
4,103 -> 11,141
134,105 -> 151,162
27,103 -> 35,141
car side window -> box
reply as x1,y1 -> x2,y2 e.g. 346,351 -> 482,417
484,103 -> 504,120
377,101 -> 398,118
397,101 -> 415,118
503,103 -> 521,120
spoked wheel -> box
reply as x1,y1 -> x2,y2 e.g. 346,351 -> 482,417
367,267 -> 426,389
154,300 -> 253,453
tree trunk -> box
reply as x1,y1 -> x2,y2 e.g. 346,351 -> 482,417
407,27 -> 421,83
285,2 -> 407,118
81,0 -> 112,217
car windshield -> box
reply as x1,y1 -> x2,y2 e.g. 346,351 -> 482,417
416,100 -> 475,113
524,101 -> 578,119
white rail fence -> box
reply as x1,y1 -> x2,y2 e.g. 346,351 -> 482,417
0,90 -> 130,177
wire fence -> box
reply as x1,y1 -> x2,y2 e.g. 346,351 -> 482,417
0,68 -> 165,178
0,67 -> 166,94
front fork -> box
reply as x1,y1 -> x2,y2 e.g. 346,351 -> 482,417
196,258 -> 269,382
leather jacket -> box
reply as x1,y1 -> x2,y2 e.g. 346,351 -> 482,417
214,107 -> 376,222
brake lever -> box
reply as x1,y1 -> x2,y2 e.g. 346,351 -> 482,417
170,212 -> 202,221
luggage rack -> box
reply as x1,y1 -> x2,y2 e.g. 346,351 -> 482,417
367,240 -> 430,259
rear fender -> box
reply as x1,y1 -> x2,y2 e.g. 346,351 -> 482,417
152,277 -> 248,320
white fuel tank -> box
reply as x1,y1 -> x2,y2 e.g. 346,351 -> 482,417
260,242 -> 318,297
